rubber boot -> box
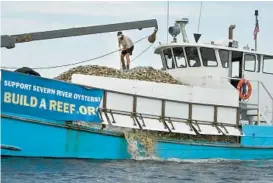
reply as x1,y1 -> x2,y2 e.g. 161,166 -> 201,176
122,63 -> 126,71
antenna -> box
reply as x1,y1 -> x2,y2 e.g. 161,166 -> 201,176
194,1 -> 203,43
166,1 -> 170,43
197,1 -> 203,33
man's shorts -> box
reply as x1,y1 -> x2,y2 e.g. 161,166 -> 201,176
121,46 -> 134,55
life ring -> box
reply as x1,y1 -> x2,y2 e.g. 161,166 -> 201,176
237,79 -> 252,100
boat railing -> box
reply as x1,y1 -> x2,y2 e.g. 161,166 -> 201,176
222,76 -> 273,125
96,89 -> 243,136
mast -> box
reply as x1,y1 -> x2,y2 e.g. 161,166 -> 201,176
254,10 -> 259,51
166,1 -> 170,43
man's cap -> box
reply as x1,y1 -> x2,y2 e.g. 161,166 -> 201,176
117,31 -> 123,38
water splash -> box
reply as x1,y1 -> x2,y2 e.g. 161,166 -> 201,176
123,131 -> 271,163
123,131 -> 159,160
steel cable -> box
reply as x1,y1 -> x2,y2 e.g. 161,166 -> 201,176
1,35 -> 152,70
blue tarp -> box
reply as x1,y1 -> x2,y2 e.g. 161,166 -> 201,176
1,70 -> 104,123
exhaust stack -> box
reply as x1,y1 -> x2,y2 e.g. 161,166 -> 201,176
228,24 -> 236,47
228,24 -> 236,40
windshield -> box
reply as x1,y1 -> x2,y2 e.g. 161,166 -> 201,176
200,47 -> 218,67
185,47 -> 201,67
163,48 -> 175,69
173,47 -> 187,68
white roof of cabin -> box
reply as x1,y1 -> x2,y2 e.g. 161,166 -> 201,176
154,42 -> 273,56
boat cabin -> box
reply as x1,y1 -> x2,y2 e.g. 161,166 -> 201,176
154,42 -> 273,124
154,42 -> 273,90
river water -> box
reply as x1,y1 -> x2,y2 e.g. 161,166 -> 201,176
1,157 -> 273,183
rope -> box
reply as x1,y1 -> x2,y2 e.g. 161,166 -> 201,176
132,43 -> 153,62
0,35 -> 150,70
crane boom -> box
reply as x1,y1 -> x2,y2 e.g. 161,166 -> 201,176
1,19 -> 158,49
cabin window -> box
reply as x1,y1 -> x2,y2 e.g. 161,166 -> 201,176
163,48 -> 175,69
219,49 -> 229,68
185,47 -> 201,67
256,54 -> 261,72
160,52 -> 167,70
263,55 -> 273,74
200,47 -> 218,67
244,54 -> 256,72
173,47 -> 187,68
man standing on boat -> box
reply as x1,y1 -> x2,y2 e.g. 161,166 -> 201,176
117,31 -> 134,71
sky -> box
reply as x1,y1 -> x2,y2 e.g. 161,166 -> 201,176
1,0 -> 273,78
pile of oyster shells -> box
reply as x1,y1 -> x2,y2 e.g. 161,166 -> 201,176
55,65 -> 183,85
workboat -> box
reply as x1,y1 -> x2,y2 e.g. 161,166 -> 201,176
1,17 -> 273,161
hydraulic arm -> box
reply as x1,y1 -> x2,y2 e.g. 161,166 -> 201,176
1,19 -> 158,49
